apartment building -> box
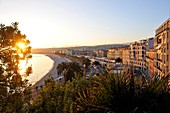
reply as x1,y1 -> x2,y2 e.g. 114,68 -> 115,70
130,39 -> 147,71
107,48 -> 122,60
146,37 -> 155,75
120,46 -> 130,65
154,18 -> 170,77
119,48 -> 123,60
94,50 -> 107,58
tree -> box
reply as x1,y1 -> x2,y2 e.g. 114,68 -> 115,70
0,22 -> 32,112
82,58 -> 91,69
57,62 -> 83,83
81,58 -> 91,75
30,77 -> 75,113
115,57 -> 122,63
92,60 -> 100,66
57,62 -> 67,76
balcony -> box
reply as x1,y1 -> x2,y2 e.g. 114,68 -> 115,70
157,66 -> 162,72
157,58 -> 162,62
155,27 -> 170,36
146,55 -> 149,58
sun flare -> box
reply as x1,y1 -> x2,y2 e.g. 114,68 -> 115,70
17,42 -> 26,49
19,60 -> 27,74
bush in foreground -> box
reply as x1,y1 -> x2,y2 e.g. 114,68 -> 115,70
30,73 -> 170,113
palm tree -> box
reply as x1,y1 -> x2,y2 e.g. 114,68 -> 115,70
57,62 -> 68,76
82,58 -> 91,69
57,62 -> 83,83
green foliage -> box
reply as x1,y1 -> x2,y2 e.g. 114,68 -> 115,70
0,22 -> 32,112
75,74 -> 170,113
31,72 -> 170,113
30,78 -> 74,113
82,58 -> 91,69
57,62 -> 83,83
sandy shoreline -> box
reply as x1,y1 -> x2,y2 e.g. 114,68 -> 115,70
32,54 -> 71,89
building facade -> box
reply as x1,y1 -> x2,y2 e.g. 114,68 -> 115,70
107,48 -> 121,60
94,50 -> 107,58
120,46 -> 130,65
146,37 -> 155,75
154,18 -> 170,77
130,39 -> 147,70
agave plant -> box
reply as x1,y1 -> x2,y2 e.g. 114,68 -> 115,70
75,73 -> 170,113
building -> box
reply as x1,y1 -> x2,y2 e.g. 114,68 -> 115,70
154,18 -> 170,77
79,50 -> 96,57
146,37 -> 155,75
118,48 -> 123,60
65,50 -> 73,55
130,39 -> 147,71
107,48 -> 115,60
121,46 -> 130,65
94,50 -> 107,58
107,48 -> 120,60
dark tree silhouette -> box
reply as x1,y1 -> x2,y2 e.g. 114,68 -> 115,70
57,62 -> 83,83
82,58 -> 91,69
57,62 -> 67,76
115,57 -> 122,63
0,22 -> 32,112
92,60 -> 100,66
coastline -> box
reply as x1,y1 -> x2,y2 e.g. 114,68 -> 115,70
32,54 -> 58,89
31,54 -> 71,89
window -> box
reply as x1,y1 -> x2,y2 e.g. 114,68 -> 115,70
167,43 -> 169,50
167,55 -> 169,62
158,38 -> 161,44
142,51 -> 145,56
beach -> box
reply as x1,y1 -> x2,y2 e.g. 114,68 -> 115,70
32,54 -> 71,89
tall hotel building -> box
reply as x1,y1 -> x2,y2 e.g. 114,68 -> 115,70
154,18 -> 170,77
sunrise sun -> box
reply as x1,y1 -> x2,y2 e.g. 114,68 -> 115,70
17,42 -> 26,50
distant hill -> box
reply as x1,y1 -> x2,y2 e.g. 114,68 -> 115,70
83,44 -> 130,50
60,43 -> 129,50
32,43 -> 129,54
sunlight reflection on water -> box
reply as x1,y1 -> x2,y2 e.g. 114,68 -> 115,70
20,54 -> 54,85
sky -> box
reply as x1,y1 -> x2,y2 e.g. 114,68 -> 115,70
0,0 -> 170,48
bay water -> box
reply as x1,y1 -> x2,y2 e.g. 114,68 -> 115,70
26,54 -> 54,84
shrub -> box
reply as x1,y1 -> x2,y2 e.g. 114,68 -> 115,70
31,73 -> 170,113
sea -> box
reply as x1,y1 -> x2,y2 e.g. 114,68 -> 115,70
24,54 -> 54,84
